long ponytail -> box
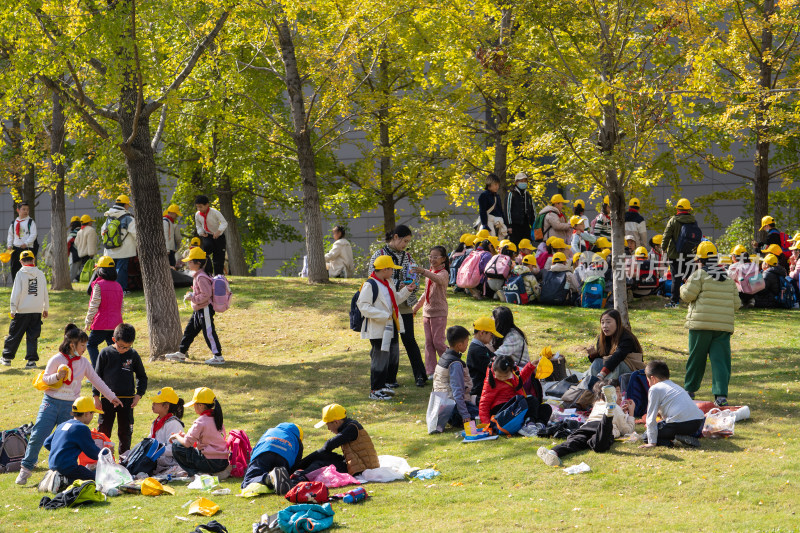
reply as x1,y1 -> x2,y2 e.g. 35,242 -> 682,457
211,398 -> 224,431
169,398 -> 185,420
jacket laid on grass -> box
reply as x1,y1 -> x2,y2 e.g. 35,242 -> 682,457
680,267 -> 740,332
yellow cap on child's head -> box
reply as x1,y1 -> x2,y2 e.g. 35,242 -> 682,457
315,404 -> 346,428
150,387 -> 179,404
473,316 -> 503,338
185,387 -> 215,407
73,396 -> 103,414
373,255 -> 401,270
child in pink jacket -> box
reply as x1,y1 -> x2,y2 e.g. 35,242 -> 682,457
412,246 -> 450,381
170,387 -> 229,477
166,248 -> 223,365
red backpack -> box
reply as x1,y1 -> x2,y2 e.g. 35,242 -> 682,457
285,481 -> 329,504
225,429 -> 252,478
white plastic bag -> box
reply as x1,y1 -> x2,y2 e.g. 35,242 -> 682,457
702,408 -> 736,438
564,462 -> 591,475
188,474 -> 219,490
356,455 -> 413,483
95,448 -> 133,494
426,391 -> 455,434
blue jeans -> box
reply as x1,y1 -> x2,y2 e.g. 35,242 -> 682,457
589,358 -> 632,380
116,257 -> 130,291
23,395 -> 74,470
87,329 -> 114,368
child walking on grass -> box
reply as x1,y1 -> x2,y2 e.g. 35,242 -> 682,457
412,246 -> 450,380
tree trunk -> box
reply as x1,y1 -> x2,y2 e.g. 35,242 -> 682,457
607,174 -> 629,328
217,176 -> 249,275
48,88 -> 72,290
753,0 -> 774,243
276,20 -> 328,283
378,62 -> 395,234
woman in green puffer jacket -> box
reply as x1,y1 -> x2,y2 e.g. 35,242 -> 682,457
679,242 -> 741,407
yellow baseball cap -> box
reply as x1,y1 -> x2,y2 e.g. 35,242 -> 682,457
790,233 -> 800,242
166,204 -> 182,216
651,234 -> 663,245
573,199 -> 585,209
518,239 -> 533,250
696,241 -> 717,259
791,242 -> 800,251
190,237 -> 202,247
764,244 -> 783,256
314,404 -> 346,428
634,246 -> 648,258
185,387 -> 215,407
596,237 -> 612,249
759,215 -> 775,230
535,356 -> 554,380
460,233 -> 473,244
116,194 -> 131,205
70,216 -> 80,223
572,253 -> 581,265
629,198 -> 641,208
599,248 -> 612,259
183,247 -> 208,262
501,241 -> 517,252
0,252 -> 10,264
718,255 -> 733,264
473,316 -> 503,337
472,236 -> 483,246
95,255 -> 115,269
550,193 -> 567,204
296,424 -> 304,441
730,244 -> 747,256
150,387 -> 179,404
569,215 -> 583,227
545,236 -> 557,246
522,254 -> 537,266
476,229 -> 491,239
488,236 -> 500,248
141,477 -> 175,496
603,195 -> 610,205
20,250 -> 35,261
591,253 -> 605,264
552,252 -> 567,264
549,238 -> 568,249
764,253 -> 778,266
676,198 -> 692,210
373,255 -> 401,270
80,214 -> 92,224
72,396 -> 103,414
188,497 -> 219,517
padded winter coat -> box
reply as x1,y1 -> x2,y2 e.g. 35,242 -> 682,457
680,268 -> 740,332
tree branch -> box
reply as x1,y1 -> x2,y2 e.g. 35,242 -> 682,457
123,0 -> 143,146
151,104 -> 168,151
38,75 -> 112,139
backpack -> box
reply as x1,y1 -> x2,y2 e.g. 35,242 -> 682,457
581,276 -> 606,309
0,424 -> 31,473
456,251 -> 484,289
736,263 -> 765,294
449,252 -> 467,286
211,275 -> 232,313
503,273 -> 532,305
487,395 -> 528,436
121,437 -> 166,476
532,212 -> 548,243
676,221 -> 702,256
626,369 -> 650,418
777,276 -> 799,309
484,254 -> 512,279
285,481 -> 329,504
539,270 -> 570,305
768,228 -> 791,257
629,260 -> 659,292
225,429 -> 252,478
101,214 -> 132,249
78,429 -> 114,466
349,278 -> 379,332
79,259 -> 95,283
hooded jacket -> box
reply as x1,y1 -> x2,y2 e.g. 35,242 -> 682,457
102,205 -> 137,259
9,265 -> 48,315
538,205 -> 571,243
754,265 -> 788,308
662,212 -> 696,260
680,266 -> 740,332
75,225 -> 98,258
624,209 -> 648,249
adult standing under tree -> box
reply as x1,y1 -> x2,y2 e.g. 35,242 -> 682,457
477,174 -> 508,238
506,172 -> 535,247
102,195 -> 137,293
163,204 -> 183,269
624,198 -> 648,249
368,225 -> 428,387
6,201 -> 38,281
325,226 -> 354,278
194,195 -> 227,276
662,198 -> 698,309
67,217 -> 82,282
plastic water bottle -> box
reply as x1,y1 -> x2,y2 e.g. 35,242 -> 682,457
343,487 -> 367,504
105,488 -> 119,497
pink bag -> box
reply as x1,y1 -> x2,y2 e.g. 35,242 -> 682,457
306,464 -> 361,488
484,254 -> 512,279
225,429 -> 252,478
456,251 -> 485,289
736,262 -> 765,294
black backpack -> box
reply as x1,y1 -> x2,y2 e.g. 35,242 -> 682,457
676,221 -> 703,256
449,253 -> 467,286
349,279 -> 379,332
539,270 -> 570,305
0,423 -> 32,473
121,437 -> 166,476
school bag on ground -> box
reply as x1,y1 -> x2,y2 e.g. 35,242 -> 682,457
676,221 -> 702,257
101,214 -> 132,249
736,263 -> 765,294
539,270 -> 570,305
211,275 -> 232,312
581,276 -> 606,309
777,276 -> 799,309
349,278 -> 379,332
0,424 -> 32,473
456,251 -> 484,289
225,429 -> 252,478
629,260 -> 659,293
121,437 -> 166,476
285,481 -> 330,504
484,254 -> 512,279
487,395 -> 528,436
449,252 -> 467,286
503,273 -> 534,305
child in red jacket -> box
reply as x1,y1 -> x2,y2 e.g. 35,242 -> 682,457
479,355 -> 551,425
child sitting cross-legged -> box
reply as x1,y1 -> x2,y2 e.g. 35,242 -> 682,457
538,380 -> 634,467
43,396 -> 105,482
640,360 -> 705,449
149,387 -> 186,475
169,387 -> 231,478
479,355 -> 552,427
432,325 -> 479,428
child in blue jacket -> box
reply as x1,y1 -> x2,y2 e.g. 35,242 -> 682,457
242,423 -> 303,493
43,396 -> 104,482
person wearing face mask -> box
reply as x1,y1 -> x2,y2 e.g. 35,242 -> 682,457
506,172 -> 535,247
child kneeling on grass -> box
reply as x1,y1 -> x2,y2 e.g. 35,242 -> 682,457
149,387 -> 185,475
479,355 -> 552,427
640,360 -> 705,449
292,404 -> 379,483
432,325 -> 479,427
538,380 -> 635,467
43,396 -> 105,482
170,387 -> 230,478
242,423 -> 303,495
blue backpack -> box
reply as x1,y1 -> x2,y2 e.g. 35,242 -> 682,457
487,395 -> 528,436
777,276 -> 799,309
503,273 -> 531,305
349,279 -> 379,332
676,221 -> 703,256
581,276 -> 606,309
626,369 -> 650,418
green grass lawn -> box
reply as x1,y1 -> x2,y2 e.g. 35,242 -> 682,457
0,277 -> 798,532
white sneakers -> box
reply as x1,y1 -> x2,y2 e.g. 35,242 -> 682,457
205,355 -> 225,365
165,351 -> 187,362
602,385 -> 617,415
537,446 -> 562,467
15,466 -> 32,485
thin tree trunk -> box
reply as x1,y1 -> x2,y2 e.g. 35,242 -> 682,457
21,115 -> 37,217
276,20 -> 328,284
607,175 -> 629,328
217,176 -> 249,275
378,61 -> 395,234
49,88 -> 72,290
753,0 -> 774,243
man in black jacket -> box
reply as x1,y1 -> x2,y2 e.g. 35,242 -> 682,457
506,172 -> 535,246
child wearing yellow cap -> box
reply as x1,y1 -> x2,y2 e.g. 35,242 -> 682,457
67,216 -> 83,281
537,194 -> 572,244
75,215 -> 97,279
101,195 -> 137,292
466,317 -> 502,404
163,204 -> 183,268
43,396 -> 105,483
2,249 -> 48,368
85,256 -> 124,367
149,387 -> 186,475
590,196 -> 612,241
169,387 -> 230,478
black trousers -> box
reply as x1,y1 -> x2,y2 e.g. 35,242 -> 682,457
242,451 -> 290,488
3,312 -> 42,361
98,397 -> 135,454
172,443 -> 229,476
552,416 -> 615,458
670,260 -> 684,304
168,251 -> 177,268
396,312 -> 426,382
489,396 -> 553,425
369,335 -> 398,391
179,307 -> 222,356
293,450 -> 346,476
654,418 -> 704,447
202,234 -> 226,276
508,224 -> 531,246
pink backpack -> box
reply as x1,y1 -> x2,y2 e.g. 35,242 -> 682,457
736,262 -> 765,294
225,429 -> 252,478
484,254 -> 512,279
456,251 -> 484,289
211,275 -> 232,313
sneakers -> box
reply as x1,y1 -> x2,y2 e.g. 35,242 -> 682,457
379,387 -> 396,397
0,358 -> 10,366
714,396 -> 729,407
215,463 -> 233,480
205,355 -> 225,365
385,382 -> 400,389
369,390 -> 392,400
675,434 -> 701,448
602,385 -> 617,413
165,351 -> 187,362
415,378 -> 427,387
268,467 -> 291,495
537,446 -> 562,467
25,361 -> 37,369
664,302 -> 678,309
15,466 -> 32,485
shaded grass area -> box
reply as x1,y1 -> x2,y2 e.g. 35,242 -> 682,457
0,277 -> 798,532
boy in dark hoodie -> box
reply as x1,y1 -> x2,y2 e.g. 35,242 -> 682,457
662,198 -> 698,308
433,325 -> 478,427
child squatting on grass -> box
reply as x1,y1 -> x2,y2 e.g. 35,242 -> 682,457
640,361 -> 705,449
43,396 -> 105,483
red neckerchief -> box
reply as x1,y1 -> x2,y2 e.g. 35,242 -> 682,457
201,409 -> 214,417
425,269 -> 444,303
81,224 -> 89,229
370,272 -> 399,328
61,352 -> 81,385
15,219 -> 21,237
199,210 -> 210,233
151,414 -> 172,438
